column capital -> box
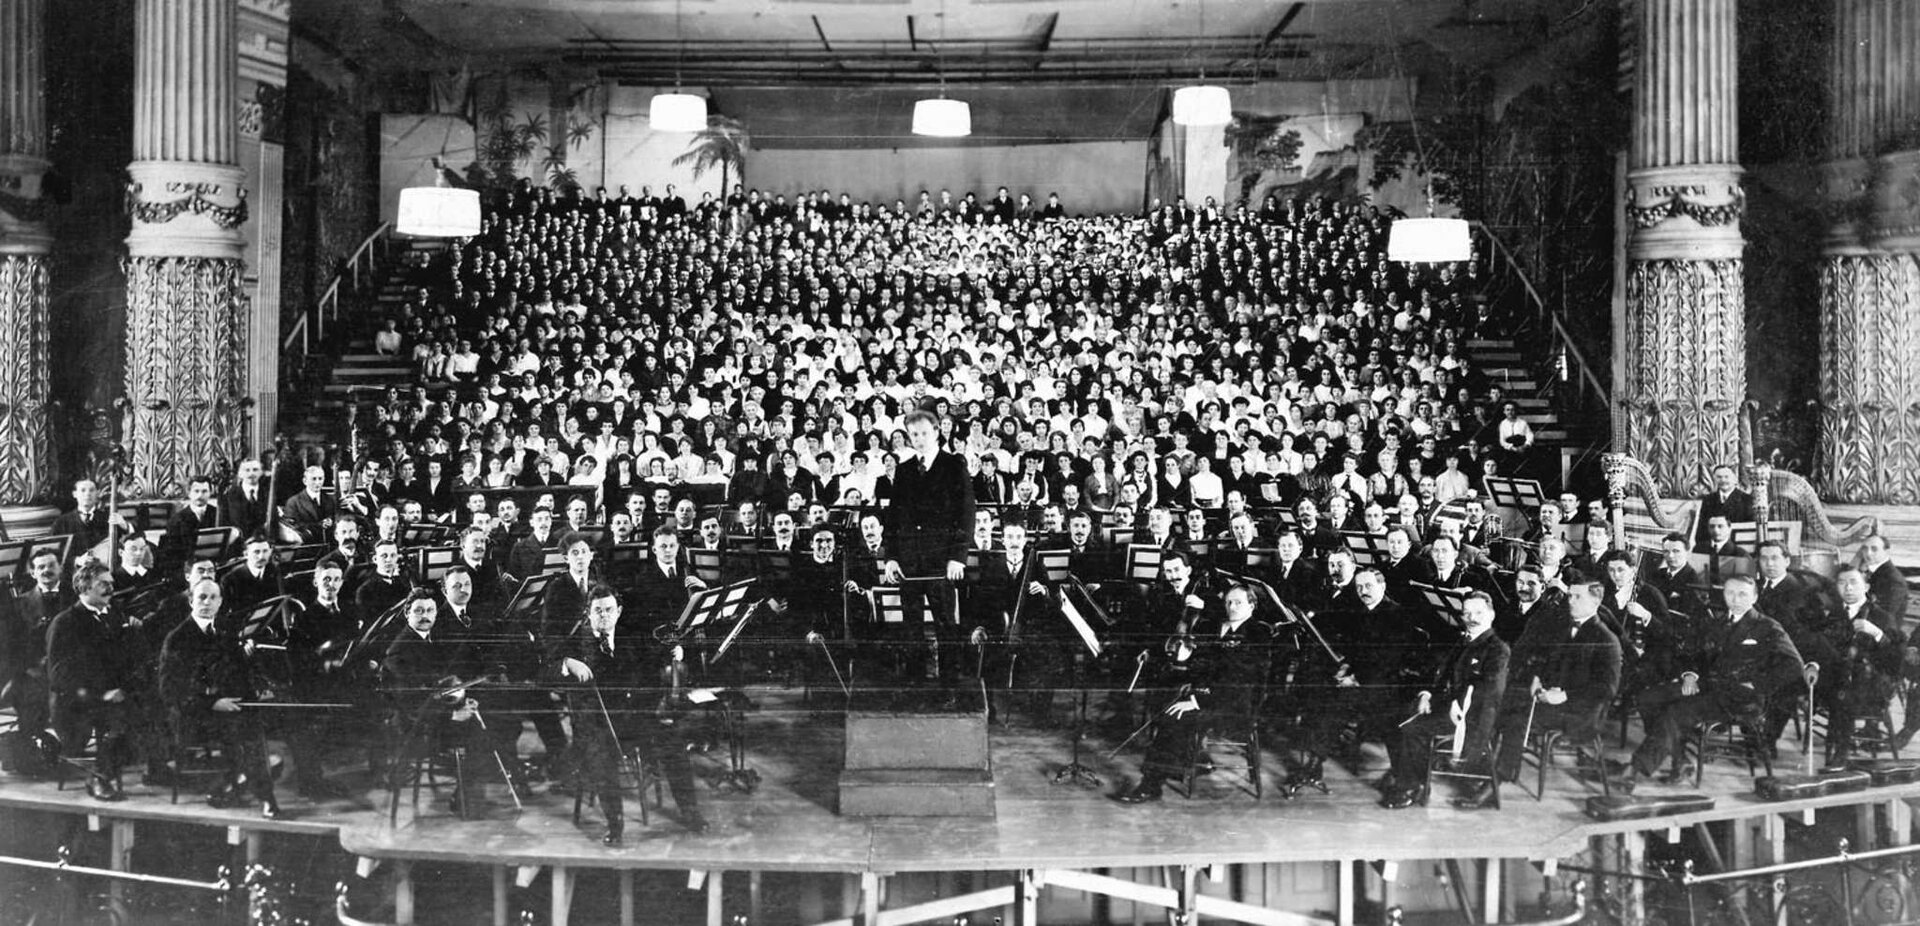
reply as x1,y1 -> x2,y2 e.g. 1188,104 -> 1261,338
1625,164 -> 1745,261
125,160 -> 248,259
0,152 -> 52,255
1867,150 -> 1920,253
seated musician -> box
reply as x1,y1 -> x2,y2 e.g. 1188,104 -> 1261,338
1217,511 -> 1265,555
159,474 -> 222,573
280,466 -> 336,545
964,521 -> 1051,720
1112,584 -> 1273,803
110,535 -> 162,594
157,578 -> 282,818
355,538 -> 414,620
1825,565 -> 1906,760
1641,532 -> 1707,618
50,478 -> 133,559
1418,535 -> 1500,602
1611,576 -> 1803,790
434,566 -> 539,793
1695,514 -> 1750,561
1755,540 -> 1842,743
508,506 -> 560,580
1597,550 -> 1682,707
219,534 -> 283,624
690,512 -> 725,553
1382,591 -> 1508,809
1285,568 -> 1425,795
1064,510 -> 1106,555
283,558 -> 360,798
1269,531 -> 1321,613
453,527 -> 515,608
1294,499 -> 1339,559
1494,578 -> 1621,785
378,589 -> 518,814
45,562 -> 137,801
556,584 -> 709,842
1378,527 -> 1421,603
1,550 -> 67,769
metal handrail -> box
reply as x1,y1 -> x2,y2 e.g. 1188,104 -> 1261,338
0,845 -> 231,893
1473,222 -> 1610,411
284,221 -> 393,355
1680,838 -> 1920,886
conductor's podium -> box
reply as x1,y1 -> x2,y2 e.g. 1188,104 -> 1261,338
837,688 -> 997,818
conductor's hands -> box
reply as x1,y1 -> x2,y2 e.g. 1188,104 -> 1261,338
945,560 -> 966,582
1164,696 -> 1200,718
561,657 -> 593,682
880,560 -> 904,584
212,697 -> 242,713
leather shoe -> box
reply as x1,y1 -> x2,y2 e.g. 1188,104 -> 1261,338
259,799 -> 282,821
1111,782 -> 1163,804
602,816 -> 625,846
1657,763 -> 1697,785
1372,772 -> 1399,794
1380,783 -> 1428,810
206,784 -> 242,809
88,777 -> 125,803
1451,781 -> 1498,810
682,811 -> 710,835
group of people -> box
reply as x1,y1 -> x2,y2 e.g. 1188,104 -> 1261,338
366,185 -> 1538,538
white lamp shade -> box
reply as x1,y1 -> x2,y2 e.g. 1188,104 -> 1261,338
912,98 -> 972,137
1387,217 -> 1473,263
650,93 -> 709,133
396,186 -> 481,238
1172,85 -> 1232,126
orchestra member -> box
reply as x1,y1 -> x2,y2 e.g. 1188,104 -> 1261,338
1382,591 -> 1507,809
158,579 -> 282,817
879,410 -> 975,699
46,562 -> 136,801
1493,579 -> 1621,787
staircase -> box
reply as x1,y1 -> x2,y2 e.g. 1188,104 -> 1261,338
279,235 -> 448,451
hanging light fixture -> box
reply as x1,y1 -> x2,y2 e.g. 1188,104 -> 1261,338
1172,0 -> 1231,126
913,0 -> 971,137
1383,38 -> 1470,262
651,0 -> 707,133
396,158 -> 479,238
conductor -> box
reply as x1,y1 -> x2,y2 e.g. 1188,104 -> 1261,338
880,410 -> 976,702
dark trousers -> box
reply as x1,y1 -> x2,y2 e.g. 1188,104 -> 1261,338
1631,682 -> 1760,776
1494,697 -> 1606,779
1140,695 -> 1252,784
1391,712 -> 1495,787
51,696 -> 130,780
1297,683 -> 1400,764
175,711 -> 275,799
896,580 -> 960,685
574,714 -> 697,822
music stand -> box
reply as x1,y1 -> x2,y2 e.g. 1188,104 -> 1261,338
1032,550 -> 1072,583
415,546 -> 459,583
1340,532 -> 1391,569
725,535 -> 762,555
1108,527 -> 1137,547
503,573 -> 557,625
539,549 -> 569,575
687,548 -> 724,585
1430,499 -> 1478,535
870,579 -> 941,625
117,501 -> 176,532
1123,544 -> 1164,584
0,538 -> 35,583
401,524 -> 450,547
1410,582 -> 1471,632
1273,510 -> 1300,530
191,527 -> 237,563
1051,577 -> 1112,787
687,580 -> 763,660
1484,477 -> 1547,520
759,550 -> 795,581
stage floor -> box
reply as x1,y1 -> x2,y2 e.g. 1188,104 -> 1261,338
4,689 -> 1917,874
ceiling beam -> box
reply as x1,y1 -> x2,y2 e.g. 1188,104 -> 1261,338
812,15 -> 847,71
1260,2 -> 1306,50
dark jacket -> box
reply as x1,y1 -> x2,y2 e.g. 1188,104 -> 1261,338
1685,609 -> 1804,707
46,602 -> 134,709
886,450 -> 976,571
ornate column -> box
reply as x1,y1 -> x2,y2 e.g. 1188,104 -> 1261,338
0,0 -> 54,504
1815,0 -> 1920,505
124,0 -> 250,497
1620,0 -> 1746,496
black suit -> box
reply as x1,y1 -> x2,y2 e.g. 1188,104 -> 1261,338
221,484 -> 271,537
46,602 -> 137,780
1495,615 -> 1621,778
1631,609 -> 1803,777
884,450 -> 975,688
1695,488 -> 1754,544
555,622 -> 699,828
1827,602 -> 1903,758
48,508 -> 113,560
159,617 -> 274,800
1392,628 -> 1509,785
1138,615 -> 1274,786
160,503 -> 222,572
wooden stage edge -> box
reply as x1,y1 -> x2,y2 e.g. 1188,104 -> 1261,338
6,708 -> 1920,875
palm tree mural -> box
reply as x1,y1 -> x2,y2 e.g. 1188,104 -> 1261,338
671,115 -> 749,194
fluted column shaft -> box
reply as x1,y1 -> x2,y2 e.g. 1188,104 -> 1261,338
1622,0 -> 1747,496
0,0 -> 53,504
1816,0 -> 1920,504
124,0 -> 248,497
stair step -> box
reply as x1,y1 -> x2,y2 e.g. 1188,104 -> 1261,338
1473,351 -> 1525,363
332,367 -> 413,377
836,768 -> 996,817
1466,338 -> 1515,349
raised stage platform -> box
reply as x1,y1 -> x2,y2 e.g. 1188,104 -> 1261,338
6,688 -> 1920,925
